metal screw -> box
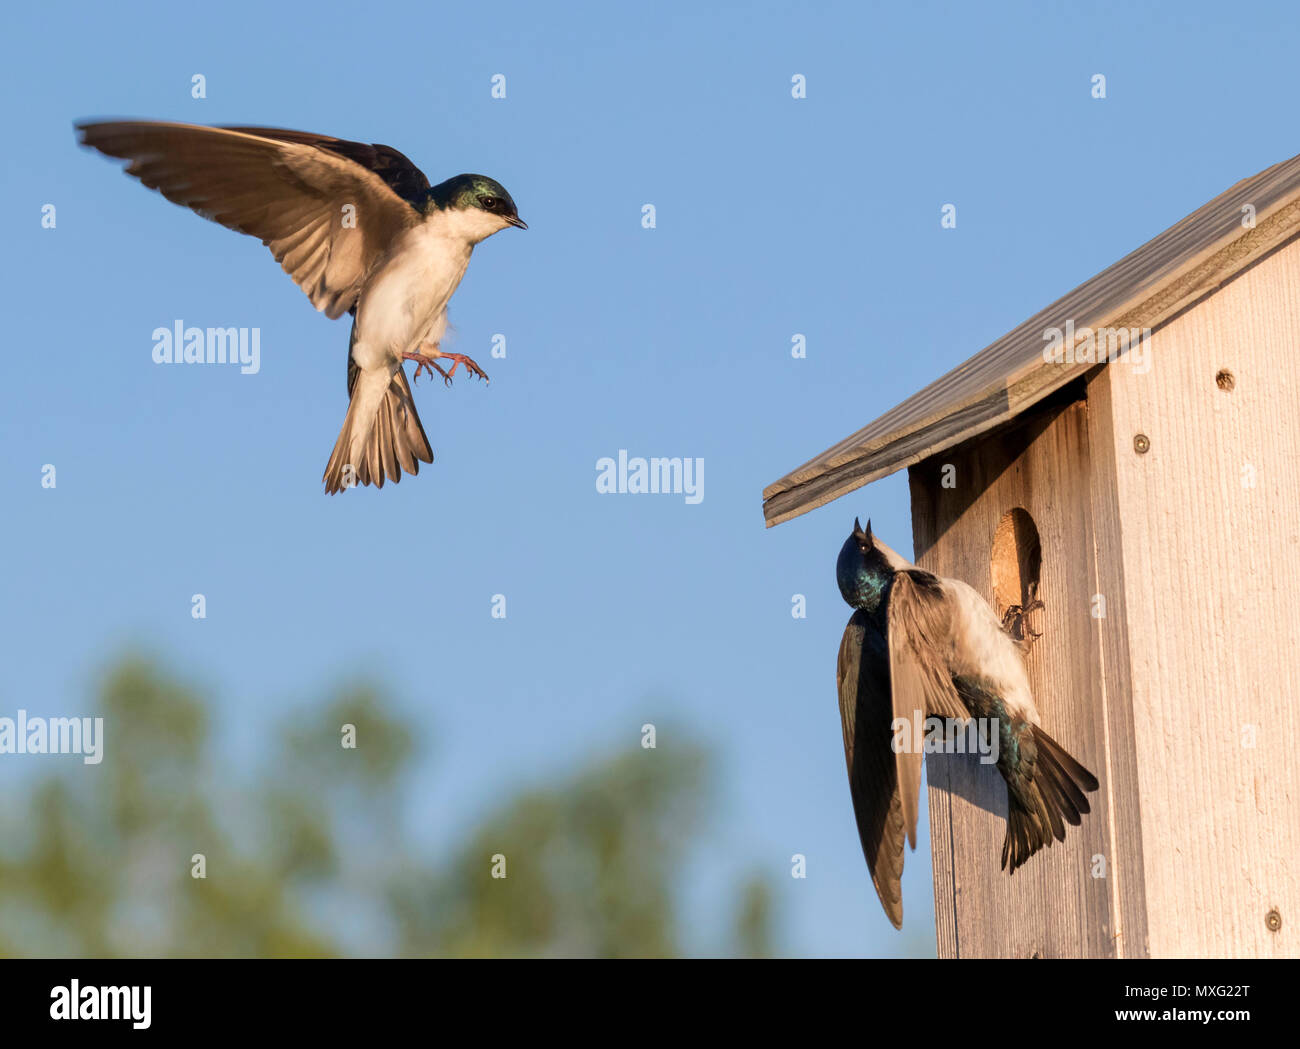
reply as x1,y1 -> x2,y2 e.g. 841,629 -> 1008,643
1266,909 -> 1282,932
1134,434 -> 1150,455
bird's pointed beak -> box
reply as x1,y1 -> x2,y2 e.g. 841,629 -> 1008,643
507,215 -> 528,230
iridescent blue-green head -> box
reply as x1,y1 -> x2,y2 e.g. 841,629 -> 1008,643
424,173 -> 526,238
836,517 -> 893,612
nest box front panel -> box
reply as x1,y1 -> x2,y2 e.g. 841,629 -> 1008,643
908,394 -> 1134,958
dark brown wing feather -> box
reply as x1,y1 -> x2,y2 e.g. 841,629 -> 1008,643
837,610 -> 907,928
886,569 -> 969,848
76,120 -> 422,319
219,126 -> 431,206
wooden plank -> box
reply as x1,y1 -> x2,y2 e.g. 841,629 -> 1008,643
1082,364 -> 1151,958
909,395 -> 1117,957
1102,237 -> 1300,956
765,153 -> 1300,527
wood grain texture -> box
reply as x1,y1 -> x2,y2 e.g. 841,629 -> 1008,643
766,151 -> 1300,527
910,395 -> 1118,957
1082,364 -> 1151,958
1102,237 -> 1300,957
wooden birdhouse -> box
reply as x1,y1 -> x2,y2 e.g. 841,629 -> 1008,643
763,153 -> 1300,958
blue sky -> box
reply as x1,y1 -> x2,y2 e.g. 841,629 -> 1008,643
3,0 -> 1299,955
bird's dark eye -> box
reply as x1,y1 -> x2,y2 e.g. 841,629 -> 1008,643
479,196 -> 499,210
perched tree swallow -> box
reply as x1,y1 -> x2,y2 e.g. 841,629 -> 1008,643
834,517 -> 1099,928
76,120 -> 526,493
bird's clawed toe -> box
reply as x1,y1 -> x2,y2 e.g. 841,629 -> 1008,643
1001,594 -> 1045,650
402,349 -> 489,387
441,352 -> 489,384
405,354 -> 452,385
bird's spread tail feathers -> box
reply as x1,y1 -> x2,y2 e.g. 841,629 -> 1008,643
323,365 -> 433,494
1002,726 -> 1100,874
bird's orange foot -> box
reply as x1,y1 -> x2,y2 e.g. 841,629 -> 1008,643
435,351 -> 489,384
402,349 -> 490,387
403,352 -> 452,386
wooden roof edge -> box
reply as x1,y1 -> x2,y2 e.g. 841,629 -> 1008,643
763,366 -> 1090,527
762,154 -> 1300,528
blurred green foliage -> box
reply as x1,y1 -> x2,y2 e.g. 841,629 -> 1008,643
0,657 -> 774,958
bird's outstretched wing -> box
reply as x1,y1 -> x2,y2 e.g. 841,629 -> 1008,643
76,120 -> 425,319
837,610 -> 907,928
886,568 -> 968,848
218,126 -> 431,207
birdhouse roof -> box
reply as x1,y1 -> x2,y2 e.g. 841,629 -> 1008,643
762,150 -> 1300,527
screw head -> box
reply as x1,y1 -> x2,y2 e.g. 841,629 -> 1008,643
1134,434 -> 1151,455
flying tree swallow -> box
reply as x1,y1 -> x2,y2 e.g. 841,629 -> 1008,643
834,518 -> 1099,928
76,120 -> 526,493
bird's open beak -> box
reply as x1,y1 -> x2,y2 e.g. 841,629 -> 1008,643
507,215 -> 528,230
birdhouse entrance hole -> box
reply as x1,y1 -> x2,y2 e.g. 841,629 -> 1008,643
991,508 -> 1042,624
